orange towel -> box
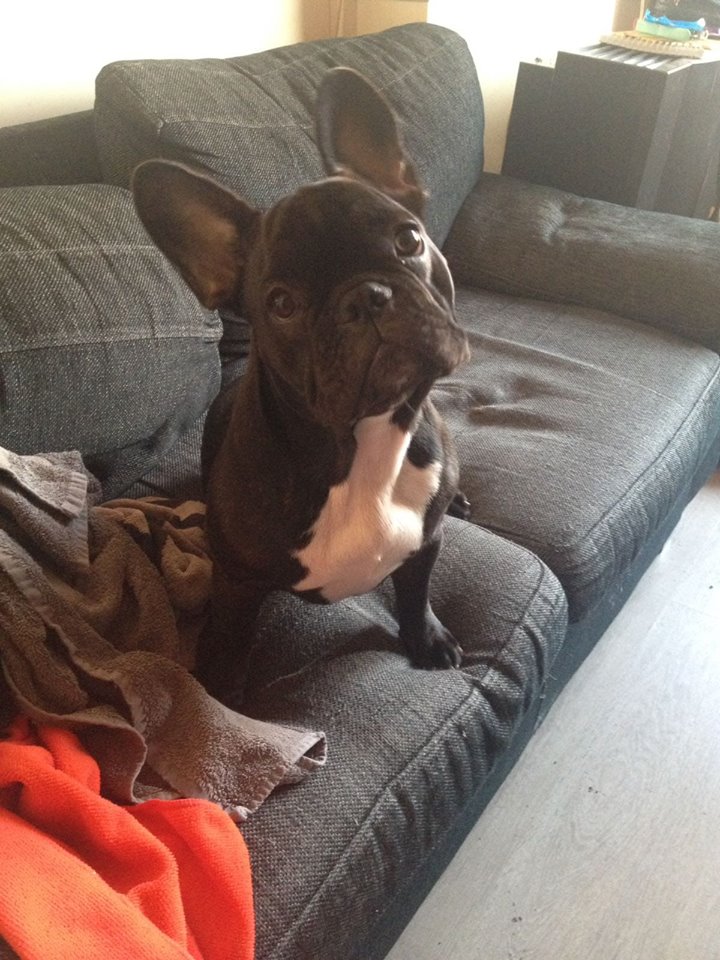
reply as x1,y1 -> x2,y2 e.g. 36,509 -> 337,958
0,716 -> 254,960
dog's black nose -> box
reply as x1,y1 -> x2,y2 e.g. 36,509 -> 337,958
342,281 -> 393,323
362,282 -> 393,312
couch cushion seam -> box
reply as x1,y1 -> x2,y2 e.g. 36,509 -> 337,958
0,244 -> 167,261
0,332 -> 221,356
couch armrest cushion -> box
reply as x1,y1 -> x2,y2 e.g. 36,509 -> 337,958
0,111 -> 101,187
0,184 -> 222,497
93,23 -> 483,246
444,173 -> 720,354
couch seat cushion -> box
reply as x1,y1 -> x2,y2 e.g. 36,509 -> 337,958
436,288 -> 720,620
238,517 -> 567,960
0,183 -> 221,498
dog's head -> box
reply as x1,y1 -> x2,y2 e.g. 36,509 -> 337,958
132,68 -> 469,430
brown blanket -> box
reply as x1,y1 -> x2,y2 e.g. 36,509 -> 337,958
0,447 -> 326,820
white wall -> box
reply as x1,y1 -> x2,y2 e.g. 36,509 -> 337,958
2,0 -> 621,172
0,0 -> 303,127
427,0 -> 618,172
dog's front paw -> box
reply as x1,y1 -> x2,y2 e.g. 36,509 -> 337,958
404,611 -> 463,670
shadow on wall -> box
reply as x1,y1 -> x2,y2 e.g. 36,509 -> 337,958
300,0 -> 429,40
297,0 -> 623,175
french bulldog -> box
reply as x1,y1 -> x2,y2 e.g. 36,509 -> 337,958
132,67 -> 470,703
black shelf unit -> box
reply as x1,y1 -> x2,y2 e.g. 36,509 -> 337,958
503,44 -> 720,219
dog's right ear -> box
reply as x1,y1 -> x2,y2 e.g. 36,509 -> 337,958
132,160 -> 259,310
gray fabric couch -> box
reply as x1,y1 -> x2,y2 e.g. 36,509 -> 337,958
1,22 -> 719,960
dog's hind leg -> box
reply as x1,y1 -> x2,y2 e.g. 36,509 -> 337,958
195,568 -> 270,707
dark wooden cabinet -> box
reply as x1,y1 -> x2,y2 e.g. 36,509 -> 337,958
502,45 -> 720,219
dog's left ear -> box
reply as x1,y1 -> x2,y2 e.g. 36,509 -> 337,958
316,67 -> 426,216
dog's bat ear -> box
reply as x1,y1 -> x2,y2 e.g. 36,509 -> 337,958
315,68 -> 426,216
132,160 -> 259,310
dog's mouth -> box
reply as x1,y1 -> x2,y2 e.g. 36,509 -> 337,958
311,277 -> 469,429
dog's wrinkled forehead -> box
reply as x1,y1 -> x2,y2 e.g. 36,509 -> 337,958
259,177 -> 424,285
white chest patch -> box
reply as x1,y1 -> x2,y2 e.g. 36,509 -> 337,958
292,412 -> 442,602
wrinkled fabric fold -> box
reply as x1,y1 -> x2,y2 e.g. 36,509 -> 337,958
0,447 -> 326,820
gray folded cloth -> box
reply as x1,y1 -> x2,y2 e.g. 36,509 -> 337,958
0,447 -> 326,820
0,446 -> 92,570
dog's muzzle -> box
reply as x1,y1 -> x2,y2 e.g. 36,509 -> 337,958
308,275 -> 468,428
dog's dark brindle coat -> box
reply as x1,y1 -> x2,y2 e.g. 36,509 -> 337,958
132,68 -> 470,702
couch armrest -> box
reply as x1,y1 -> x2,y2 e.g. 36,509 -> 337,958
0,111 -> 101,187
444,173 -> 720,355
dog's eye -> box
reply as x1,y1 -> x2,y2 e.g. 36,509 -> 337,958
267,287 -> 297,320
394,224 -> 424,258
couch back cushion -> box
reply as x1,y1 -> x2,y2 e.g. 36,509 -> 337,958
0,183 -> 221,498
94,23 -> 483,246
